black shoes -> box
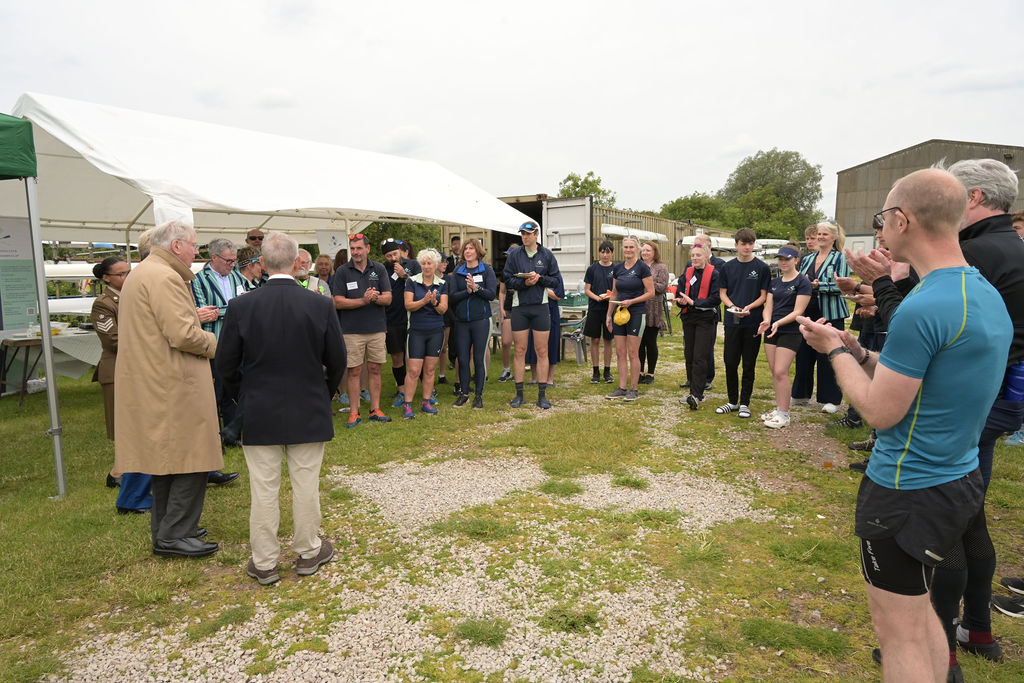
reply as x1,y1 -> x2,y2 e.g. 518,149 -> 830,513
106,473 -> 121,488
848,460 -> 869,473
472,396 -> 483,409
454,394 -> 469,407
603,369 -> 613,384
208,471 -> 240,486
437,376 -> 448,385
638,374 -> 654,384
537,396 -> 552,410
116,507 -> 148,515
509,395 -> 525,408
153,537 -> 219,558
591,370 -> 601,383
834,414 -> 864,428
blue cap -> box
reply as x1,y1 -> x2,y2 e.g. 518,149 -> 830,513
777,246 -> 800,259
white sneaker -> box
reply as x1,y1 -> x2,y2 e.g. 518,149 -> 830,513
764,413 -> 791,429
820,403 -> 839,414
761,408 -> 778,422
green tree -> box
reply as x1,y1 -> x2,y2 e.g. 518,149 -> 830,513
558,171 -> 617,207
659,192 -> 727,225
718,148 -> 824,229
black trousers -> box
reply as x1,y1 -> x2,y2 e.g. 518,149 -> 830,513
792,318 -> 845,404
210,358 -> 236,429
682,311 -> 716,400
723,325 -> 762,406
455,318 -> 490,396
150,472 -> 208,544
637,325 -> 660,374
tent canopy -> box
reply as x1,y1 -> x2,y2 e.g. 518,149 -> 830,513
0,93 -> 531,244
0,113 -> 36,180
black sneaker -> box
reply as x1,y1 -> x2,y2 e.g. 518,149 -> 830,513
992,594 -> 1024,617
603,369 -> 614,384
848,437 -> 876,452
849,459 -> 869,473
472,396 -> 483,409
509,395 -> 525,408
537,396 -> 552,410
834,414 -> 864,428
454,394 -> 469,407
498,369 -> 512,382
591,370 -> 601,383
1001,577 -> 1024,595
956,624 -> 1003,661
453,382 -> 462,396
679,381 -> 690,389
437,376 -> 448,385
704,382 -> 713,391
686,394 -> 700,410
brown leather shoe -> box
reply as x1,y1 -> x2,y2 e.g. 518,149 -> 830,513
295,539 -> 334,576
246,558 -> 280,585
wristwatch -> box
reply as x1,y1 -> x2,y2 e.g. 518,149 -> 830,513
854,283 -> 863,294
828,346 -> 853,361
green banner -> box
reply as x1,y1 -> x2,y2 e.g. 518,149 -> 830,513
0,113 -> 37,180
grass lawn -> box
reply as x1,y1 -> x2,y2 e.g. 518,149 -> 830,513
3,332 -> 1024,681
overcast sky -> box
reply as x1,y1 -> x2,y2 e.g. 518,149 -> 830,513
2,0 -> 1022,223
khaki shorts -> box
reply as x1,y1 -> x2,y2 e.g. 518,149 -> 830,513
344,332 -> 387,366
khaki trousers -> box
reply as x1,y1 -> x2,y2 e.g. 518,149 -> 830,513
243,442 -> 325,570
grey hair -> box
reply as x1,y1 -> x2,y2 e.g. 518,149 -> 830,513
207,238 -> 236,258
935,158 -> 1019,212
297,248 -> 312,262
622,235 -> 641,248
149,221 -> 194,250
137,229 -> 153,260
261,231 -> 299,273
417,248 -> 442,267
815,221 -> 846,250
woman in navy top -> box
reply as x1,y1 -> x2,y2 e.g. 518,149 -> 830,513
605,236 -> 654,402
401,249 -> 448,418
758,246 -> 812,429
448,238 -> 497,408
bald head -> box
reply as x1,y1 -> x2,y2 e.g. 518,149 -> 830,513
888,168 -> 967,235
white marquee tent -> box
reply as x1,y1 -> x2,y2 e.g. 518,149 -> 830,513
0,92 -> 533,247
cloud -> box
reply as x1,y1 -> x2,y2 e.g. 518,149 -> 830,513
254,88 -> 295,110
375,124 -> 428,158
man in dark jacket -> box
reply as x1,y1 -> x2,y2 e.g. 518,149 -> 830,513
217,232 -> 347,585
502,221 -> 562,409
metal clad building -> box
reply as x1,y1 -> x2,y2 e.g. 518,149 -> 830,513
836,139 -> 1024,239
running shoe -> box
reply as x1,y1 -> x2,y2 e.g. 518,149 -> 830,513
833,413 -> 863,428
537,396 -> 552,410
638,374 -> 654,385
820,402 -> 839,414
591,370 -> 601,383
498,369 -> 512,382
336,392 -> 350,406
1005,430 -> 1024,446
606,387 -> 628,400
685,394 -> 700,410
992,594 -> 1024,617
624,389 -> 639,402
848,437 -> 876,452
955,624 -> 1003,661
761,408 -> 778,422
603,369 -> 614,383
509,395 -> 525,408
391,392 -> 405,408
454,394 -> 469,406
715,403 -> 739,414
402,403 -> 415,419
437,375 -> 448,385
848,459 -> 869,473
764,413 -> 790,429
368,409 -> 391,423
472,396 -> 483,409
359,389 -> 371,402
1000,576 -> 1024,595
346,412 -> 361,428
420,400 -> 438,415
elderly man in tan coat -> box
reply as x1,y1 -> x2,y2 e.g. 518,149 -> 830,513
114,220 -> 223,558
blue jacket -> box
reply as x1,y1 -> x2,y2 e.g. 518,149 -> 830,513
448,262 -> 497,322
502,245 -> 561,307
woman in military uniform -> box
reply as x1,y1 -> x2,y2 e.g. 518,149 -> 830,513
91,257 -> 152,514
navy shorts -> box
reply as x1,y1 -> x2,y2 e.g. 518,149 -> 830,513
612,311 -> 646,337
584,308 -> 613,340
407,328 -> 444,359
511,304 -> 550,332
764,331 -> 801,352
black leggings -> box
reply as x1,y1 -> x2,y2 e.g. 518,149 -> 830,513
455,318 -> 490,396
637,326 -> 660,374
930,503 -> 996,647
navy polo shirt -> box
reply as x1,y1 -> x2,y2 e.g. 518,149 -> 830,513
612,260 -> 652,316
332,259 -> 392,334
720,257 -> 771,328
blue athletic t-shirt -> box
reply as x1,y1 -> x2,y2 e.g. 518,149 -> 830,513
767,274 -> 812,334
405,275 -> 447,331
720,257 -> 771,328
868,267 -> 1011,490
612,260 -> 652,316
584,261 -> 617,312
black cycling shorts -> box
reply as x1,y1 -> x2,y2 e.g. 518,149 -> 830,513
855,470 -> 984,595
511,304 -> 551,333
764,332 -> 801,352
583,309 -> 613,340
385,324 -> 408,354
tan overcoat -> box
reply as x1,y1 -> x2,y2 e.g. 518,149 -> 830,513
114,246 -> 222,475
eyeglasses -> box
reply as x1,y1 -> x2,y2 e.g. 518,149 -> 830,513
246,235 -> 264,241
213,254 -> 237,265
873,206 -> 908,225
108,271 -> 130,278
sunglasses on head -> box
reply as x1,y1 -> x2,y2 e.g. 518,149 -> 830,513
381,238 -> 404,247
349,233 -> 365,240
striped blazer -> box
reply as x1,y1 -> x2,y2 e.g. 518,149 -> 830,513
799,249 -> 850,321
191,263 -> 248,338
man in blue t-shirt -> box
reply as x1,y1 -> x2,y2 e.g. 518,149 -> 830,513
716,228 -> 770,418
798,168 -> 1011,682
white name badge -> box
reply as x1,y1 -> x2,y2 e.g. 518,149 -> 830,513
473,274 -> 484,283
235,284 -> 246,296
689,276 -> 698,286
392,272 -> 399,280
346,281 -> 358,291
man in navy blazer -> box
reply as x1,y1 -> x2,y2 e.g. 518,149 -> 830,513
216,231 -> 346,585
